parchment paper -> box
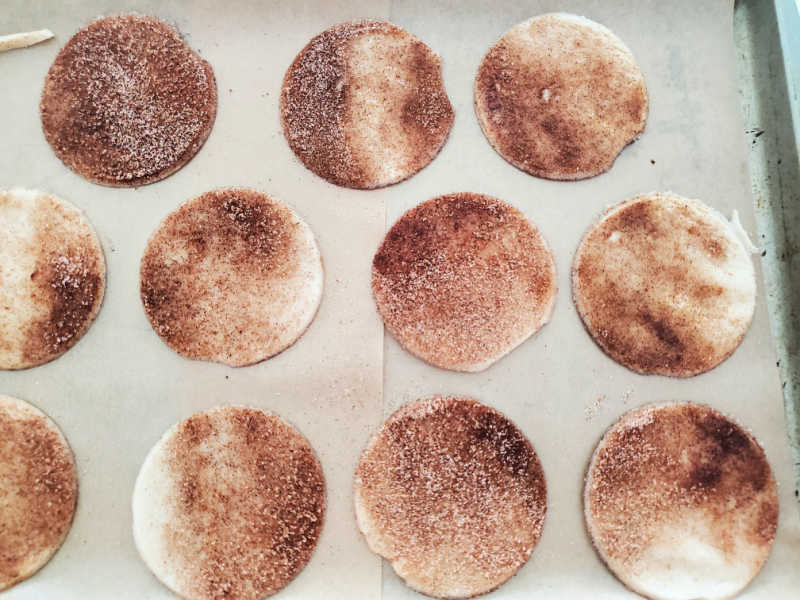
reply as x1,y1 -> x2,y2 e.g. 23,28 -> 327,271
1,1 -> 799,599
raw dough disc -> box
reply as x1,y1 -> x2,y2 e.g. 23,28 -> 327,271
355,395 -> 547,599
140,188 -> 323,367
0,395 -> 78,591
585,402 -> 778,600
281,20 -> 454,189
132,405 -> 325,600
0,188 -> 105,370
572,192 -> 756,377
475,13 -> 648,180
372,193 -> 556,372
41,14 -> 217,187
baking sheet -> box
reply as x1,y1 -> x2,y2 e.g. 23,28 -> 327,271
1,1 -> 799,599
734,0 -> 800,499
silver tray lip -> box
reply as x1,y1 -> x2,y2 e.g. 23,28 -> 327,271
735,0 -> 800,499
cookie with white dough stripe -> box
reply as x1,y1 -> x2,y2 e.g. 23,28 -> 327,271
0,189 -> 105,370
281,20 -> 454,189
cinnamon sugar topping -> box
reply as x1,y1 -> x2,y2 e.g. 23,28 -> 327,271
137,406 -> 324,600
372,193 -> 556,372
585,403 -> 778,599
281,20 -> 453,189
572,192 -> 756,377
0,396 -> 78,591
0,189 -> 105,370
140,188 -> 323,367
355,396 -> 546,598
475,14 -> 648,180
23,253 -> 103,366
40,14 -> 217,186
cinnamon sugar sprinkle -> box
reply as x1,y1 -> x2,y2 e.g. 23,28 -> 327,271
0,398 -> 77,590
356,396 -> 546,597
475,14 -> 647,180
572,193 -> 754,377
40,14 -> 217,186
10,191 -> 106,369
140,188 -> 320,367
372,193 -> 556,372
23,253 -> 103,366
281,20 -> 453,189
585,403 -> 778,575
162,407 -> 324,600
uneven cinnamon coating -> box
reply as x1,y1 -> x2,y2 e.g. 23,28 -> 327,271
140,188 -> 323,367
0,189 -> 105,370
355,396 -> 546,599
281,20 -> 454,189
40,14 -> 217,186
572,192 -> 756,377
475,13 -> 648,180
132,406 -> 325,600
585,403 -> 778,600
372,193 -> 556,372
0,395 -> 78,591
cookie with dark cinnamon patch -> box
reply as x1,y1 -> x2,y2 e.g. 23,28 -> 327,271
355,396 -> 546,598
572,192 -> 755,377
140,188 -> 323,367
281,20 -> 454,189
41,14 -> 217,187
133,406 -> 325,600
0,189 -> 105,370
475,13 -> 647,180
0,395 -> 78,591
585,403 -> 778,600
372,193 -> 556,372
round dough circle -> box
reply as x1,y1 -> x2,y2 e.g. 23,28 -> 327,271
585,403 -> 778,600
140,188 -> 323,367
281,20 -> 454,189
0,189 -> 105,370
474,13 -> 648,180
0,395 -> 78,591
132,406 -> 325,600
41,14 -> 217,187
355,395 -> 547,599
572,192 -> 756,377
372,193 -> 556,372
